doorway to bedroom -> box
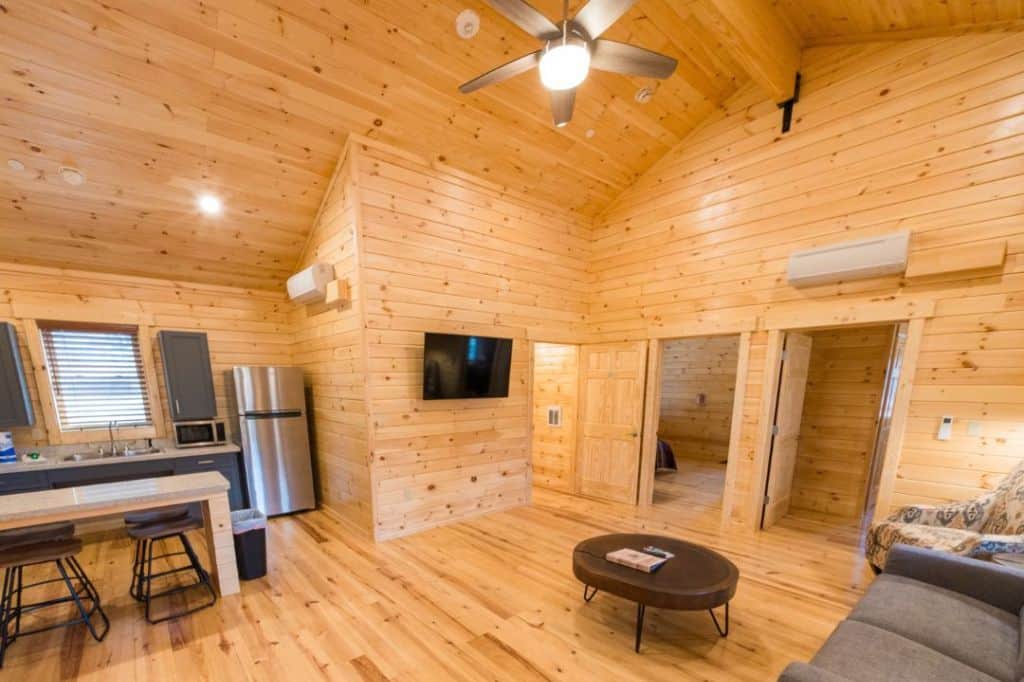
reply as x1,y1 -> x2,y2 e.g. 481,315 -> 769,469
650,335 -> 742,522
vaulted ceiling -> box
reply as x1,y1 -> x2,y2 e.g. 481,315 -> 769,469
1,0 -> 1021,289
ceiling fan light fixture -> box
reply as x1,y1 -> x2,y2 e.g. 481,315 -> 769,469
539,41 -> 590,91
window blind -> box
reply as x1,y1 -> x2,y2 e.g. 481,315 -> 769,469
38,322 -> 153,430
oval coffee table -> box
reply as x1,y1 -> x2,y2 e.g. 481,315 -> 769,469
572,533 -> 739,652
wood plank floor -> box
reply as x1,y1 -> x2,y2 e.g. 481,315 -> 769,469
3,484 -> 874,681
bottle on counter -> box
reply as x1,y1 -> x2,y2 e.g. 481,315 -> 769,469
0,432 -> 16,464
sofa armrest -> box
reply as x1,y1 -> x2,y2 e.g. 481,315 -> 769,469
883,544 -> 1024,614
778,662 -> 849,682
887,494 -> 993,531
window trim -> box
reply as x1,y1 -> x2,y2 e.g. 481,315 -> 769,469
24,319 -> 165,445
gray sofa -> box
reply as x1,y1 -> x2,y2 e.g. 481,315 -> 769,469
779,544 -> 1024,681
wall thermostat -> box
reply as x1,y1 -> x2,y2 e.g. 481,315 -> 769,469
937,416 -> 953,441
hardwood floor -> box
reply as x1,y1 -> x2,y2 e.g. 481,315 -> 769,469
653,459 -> 729,517
3,486 -> 874,681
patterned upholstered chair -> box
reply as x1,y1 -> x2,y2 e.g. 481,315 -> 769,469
866,462 -> 1024,570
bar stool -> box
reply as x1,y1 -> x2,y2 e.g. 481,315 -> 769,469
125,505 -> 190,601
127,512 -> 216,623
0,523 -> 109,668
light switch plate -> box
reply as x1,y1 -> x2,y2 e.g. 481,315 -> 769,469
967,421 -> 982,437
937,416 -> 953,441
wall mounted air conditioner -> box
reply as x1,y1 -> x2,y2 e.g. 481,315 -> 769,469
287,263 -> 335,303
787,231 -> 910,287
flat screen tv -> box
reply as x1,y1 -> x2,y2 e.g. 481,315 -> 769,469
422,333 -> 513,400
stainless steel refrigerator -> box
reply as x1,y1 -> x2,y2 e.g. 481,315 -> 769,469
231,366 -> 315,516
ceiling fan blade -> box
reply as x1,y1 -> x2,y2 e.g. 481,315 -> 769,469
484,0 -> 561,40
572,0 -> 637,39
459,51 -> 542,93
551,88 -> 576,128
589,40 -> 677,79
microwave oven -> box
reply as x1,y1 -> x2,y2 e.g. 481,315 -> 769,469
173,419 -> 227,448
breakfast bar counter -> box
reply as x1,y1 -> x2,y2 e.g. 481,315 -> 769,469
0,471 -> 240,596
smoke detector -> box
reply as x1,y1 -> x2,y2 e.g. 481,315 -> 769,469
635,87 -> 654,104
58,166 -> 85,186
456,9 -> 480,39
6,159 -> 25,172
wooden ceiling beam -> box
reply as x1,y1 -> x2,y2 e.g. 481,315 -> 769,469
700,0 -> 802,103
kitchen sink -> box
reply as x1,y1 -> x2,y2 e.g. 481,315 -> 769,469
63,447 -> 164,462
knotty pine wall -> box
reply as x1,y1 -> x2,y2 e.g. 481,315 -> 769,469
356,142 -> 591,539
658,336 -> 739,464
0,263 -> 290,448
792,325 -> 894,519
591,32 -> 1024,524
531,343 -> 579,493
289,148 -> 374,533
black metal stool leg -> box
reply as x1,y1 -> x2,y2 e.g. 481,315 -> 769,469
0,568 -> 13,668
635,603 -> 646,653
66,556 -> 109,641
583,585 -> 598,602
54,559 -> 107,643
709,601 -> 729,637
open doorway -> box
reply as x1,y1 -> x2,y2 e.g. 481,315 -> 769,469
760,323 -> 907,534
651,335 -> 741,520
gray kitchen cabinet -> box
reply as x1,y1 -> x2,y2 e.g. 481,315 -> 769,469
0,470 -> 47,494
0,322 -> 34,429
0,450 -> 245,514
46,458 -> 177,488
158,331 -> 217,421
174,452 -> 246,510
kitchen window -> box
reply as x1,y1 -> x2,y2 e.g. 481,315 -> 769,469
33,321 -> 161,440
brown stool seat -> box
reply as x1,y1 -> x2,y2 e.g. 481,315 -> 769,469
124,505 -> 190,526
0,522 -> 74,550
0,538 -> 82,569
127,516 -> 202,540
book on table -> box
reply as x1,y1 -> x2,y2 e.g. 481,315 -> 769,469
605,548 -> 669,573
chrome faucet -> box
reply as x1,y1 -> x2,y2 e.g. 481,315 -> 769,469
108,420 -> 119,457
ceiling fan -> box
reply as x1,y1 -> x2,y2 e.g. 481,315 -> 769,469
459,0 -> 678,127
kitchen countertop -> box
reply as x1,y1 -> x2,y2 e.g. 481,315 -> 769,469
0,443 -> 242,474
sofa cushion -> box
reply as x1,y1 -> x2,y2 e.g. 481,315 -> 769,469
847,574 -> 1017,681
810,620 -> 998,682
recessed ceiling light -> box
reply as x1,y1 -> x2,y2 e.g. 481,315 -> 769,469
7,159 -> 25,172
58,166 -> 85,186
585,129 -> 596,139
198,194 -> 223,215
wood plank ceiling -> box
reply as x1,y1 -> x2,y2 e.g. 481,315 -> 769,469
0,0 -> 1020,289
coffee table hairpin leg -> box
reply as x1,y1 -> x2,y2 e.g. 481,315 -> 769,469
583,585 -> 598,602
709,601 -> 729,637
634,601 -> 729,653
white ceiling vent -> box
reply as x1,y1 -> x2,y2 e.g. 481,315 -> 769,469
787,231 -> 910,287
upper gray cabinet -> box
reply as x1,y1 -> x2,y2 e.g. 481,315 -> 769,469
0,323 -> 34,429
158,331 -> 217,421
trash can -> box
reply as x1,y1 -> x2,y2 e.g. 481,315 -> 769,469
230,509 -> 267,580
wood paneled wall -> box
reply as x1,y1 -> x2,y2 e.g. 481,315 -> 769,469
792,325 -> 894,519
658,336 -> 739,463
0,263 -> 290,448
357,141 -> 591,539
289,148 -> 374,533
531,343 -> 579,492
301,139 -> 591,540
591,32 -> 1024,524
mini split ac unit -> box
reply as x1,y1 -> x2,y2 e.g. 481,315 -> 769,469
287,263 -> 334,303
787,231 -> 910,287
